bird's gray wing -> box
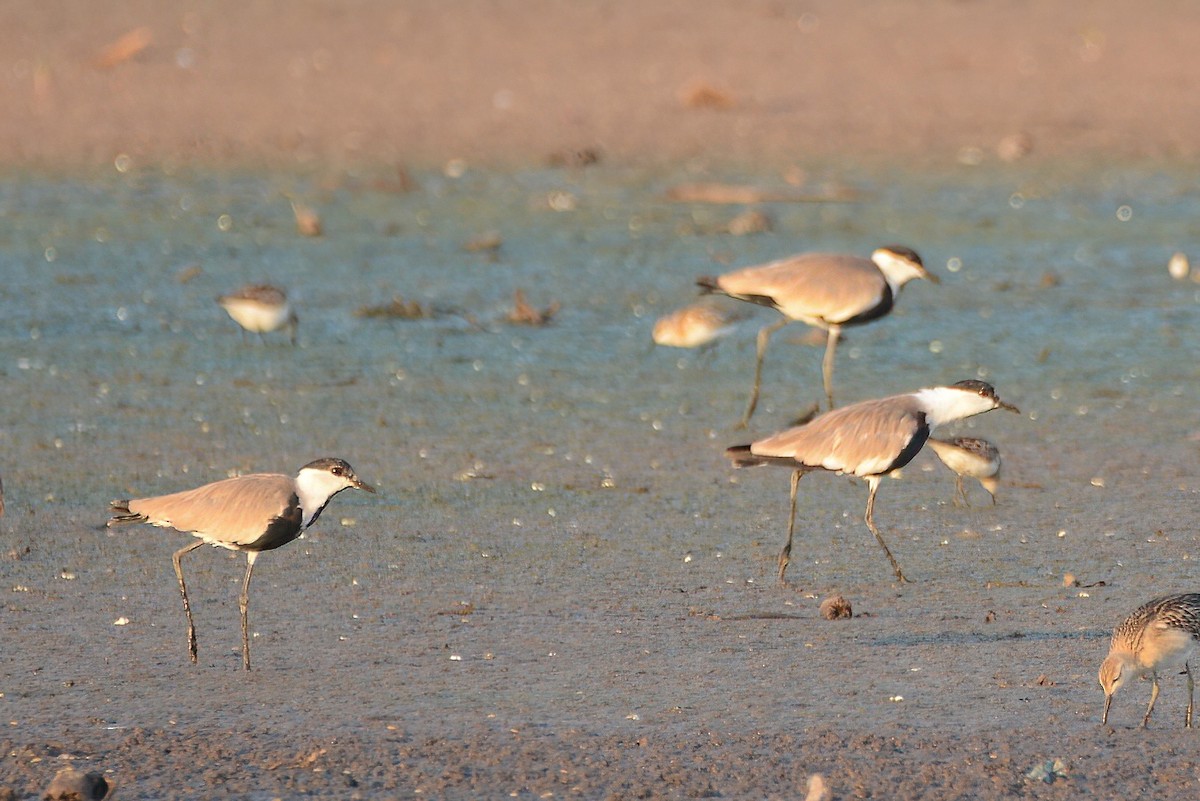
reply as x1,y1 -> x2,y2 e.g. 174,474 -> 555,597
751,396 -> 924,476
716,254 -> 886,323
126,473 -> 294,546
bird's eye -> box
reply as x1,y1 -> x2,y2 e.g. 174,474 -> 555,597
332,467 -> 343,475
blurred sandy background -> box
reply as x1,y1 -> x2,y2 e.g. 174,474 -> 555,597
3,0 -> 1196,171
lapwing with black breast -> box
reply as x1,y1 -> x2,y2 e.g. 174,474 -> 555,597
726,380 -> 1019,583
698,246 -> 936,424
107,458 -> 375,670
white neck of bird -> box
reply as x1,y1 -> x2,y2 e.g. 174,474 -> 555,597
295,467 -> 351,527
913,386 -> 997,429
871,249 -> 925,292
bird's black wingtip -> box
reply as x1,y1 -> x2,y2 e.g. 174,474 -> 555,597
725,444 -> 764,468
106,500 -> 146,527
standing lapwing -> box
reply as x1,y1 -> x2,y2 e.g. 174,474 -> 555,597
726,380 -> 1018,583
698,246 -> 936,424
107,457 -> 375,670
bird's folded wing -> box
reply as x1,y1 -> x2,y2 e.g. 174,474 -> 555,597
751,397 -> 922,476
127,473 -> 293,545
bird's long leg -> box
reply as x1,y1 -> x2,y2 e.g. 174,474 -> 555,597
821,326 -> 842,411
239,552 -> 259,671
1187,663 -> 1194,728
954,476 -> 969,508
740,318 -> 789,428
1143,670 -> 1161,728
864,477 -> 910,583
172,541 -> 206,664
778,469 -> 803,583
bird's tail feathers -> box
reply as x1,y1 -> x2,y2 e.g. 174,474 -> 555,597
697,278 -> 778,310
726,444 -> 766,468
726,445 -> 807,470
106,500 -> 147,527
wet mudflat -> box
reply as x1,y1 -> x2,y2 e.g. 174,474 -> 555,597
1,162 -> 1199,798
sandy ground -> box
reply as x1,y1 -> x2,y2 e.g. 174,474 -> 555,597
4,1 -> 1200,171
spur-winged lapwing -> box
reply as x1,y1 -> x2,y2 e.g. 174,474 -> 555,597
726,380 -> 1018,583
108,457 -> 375,670
698,246 -> 936,424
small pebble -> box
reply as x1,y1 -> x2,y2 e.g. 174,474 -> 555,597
997,131 -> 1033,162
290,200 -> 322,237
678,79 -> 736,110
819,594 -> 853,620
1025,758 -> 1067,785
726,209 -> 772,236
44,767 -> 109,800
1168,251 -> 1190,280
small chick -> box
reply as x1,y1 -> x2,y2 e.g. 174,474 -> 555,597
217,284 -> 298,345
652,301 -> 743,349
926,436 -> 1001,506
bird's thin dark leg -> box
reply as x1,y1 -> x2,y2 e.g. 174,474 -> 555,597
821,326 -> 842,411
1143,670 -> 1161,728
172,541 -> 206,664
240,552 -> 259,671
864,478 -> 910,583
778,469 -> 802,583
740,318 -> 789,428
1187,663 -> 1194,728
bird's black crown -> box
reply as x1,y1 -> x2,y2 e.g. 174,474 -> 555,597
951,379 -> 998,399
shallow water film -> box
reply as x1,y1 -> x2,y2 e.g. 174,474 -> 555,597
2,162 -> 1200,798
